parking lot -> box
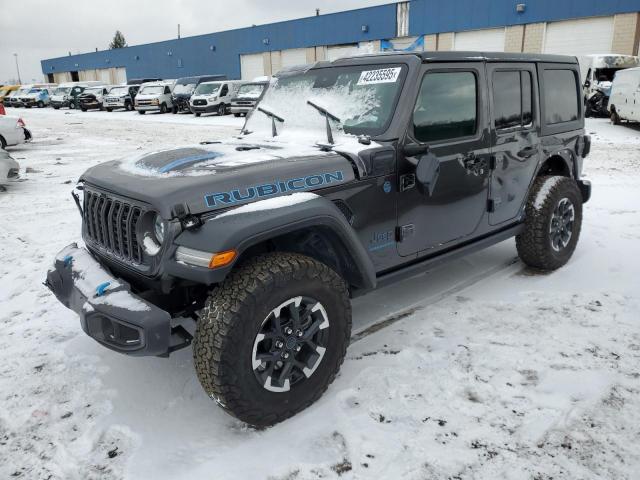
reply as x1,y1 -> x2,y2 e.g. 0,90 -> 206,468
0,107 -> 639,479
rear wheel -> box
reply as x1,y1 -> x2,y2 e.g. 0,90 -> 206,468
516,176 -> 583,271
194,252 -> 351,427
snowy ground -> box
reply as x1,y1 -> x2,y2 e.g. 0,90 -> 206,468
1,108 -> 639,480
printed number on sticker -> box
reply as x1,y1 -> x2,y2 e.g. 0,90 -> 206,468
357,67 -> 401,86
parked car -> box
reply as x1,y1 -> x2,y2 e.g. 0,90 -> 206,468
172,75 -> 225,113
189,80 -> 244,116
45,52 -> 591,428
50,83 -> 90,110
127,78 -> 162,86
230,80 -> 269,117
579,54 -> 640,117
103,85 -> 140,111
0,115 -> 32,148
0,149 -> 20,183
8,86 -> 32,108
609,66 -> 640,125
0,85 -> 21,106
20,87 -> 54,108
79,85 -> 113,111
134,81 -> 174,114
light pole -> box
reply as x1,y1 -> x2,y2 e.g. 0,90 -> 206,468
13,53 -> 22,84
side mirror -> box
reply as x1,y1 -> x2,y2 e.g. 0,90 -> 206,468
403,142 -> 430,158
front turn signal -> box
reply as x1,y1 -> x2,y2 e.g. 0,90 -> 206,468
208,250 -> 237,269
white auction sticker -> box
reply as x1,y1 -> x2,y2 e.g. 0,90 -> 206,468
357,67 -> 401,85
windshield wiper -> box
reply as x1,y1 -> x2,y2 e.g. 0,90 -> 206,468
257,106 -> 285,137
306,100 -> 341,145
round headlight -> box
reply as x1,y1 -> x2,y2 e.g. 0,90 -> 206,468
154,215 -> 165,244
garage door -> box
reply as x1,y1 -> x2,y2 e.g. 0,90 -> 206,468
240,53 -> 264,80
544,16 -> 614,56
454,28 -> 505,52
327,44 -> 360,61
115,67 -> 127,84
281,48 -> 308,68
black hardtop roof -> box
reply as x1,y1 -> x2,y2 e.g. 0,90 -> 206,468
333,50 -> 579,65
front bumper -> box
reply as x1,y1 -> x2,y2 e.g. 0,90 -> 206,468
45,243 -> 176,356
136,104 -> 161,112
80,101 -> 101,110
190,103 -> 219,114
230,106 -> 252,114
50,100 -> 69,108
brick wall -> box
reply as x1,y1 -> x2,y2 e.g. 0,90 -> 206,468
505,25 -> 525,52
522,23 -> 546,53
611,13 -> 640,55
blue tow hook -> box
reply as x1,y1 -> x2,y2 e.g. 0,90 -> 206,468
63,255 -> 73,267
95,282 -> 111,297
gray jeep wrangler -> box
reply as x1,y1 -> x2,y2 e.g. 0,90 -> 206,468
46,52 -> 591,427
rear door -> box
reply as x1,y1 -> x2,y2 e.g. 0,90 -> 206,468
486,63 -> 540,226
397,63 -> 491,256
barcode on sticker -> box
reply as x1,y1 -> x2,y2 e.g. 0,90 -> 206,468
357,67 -> 401,85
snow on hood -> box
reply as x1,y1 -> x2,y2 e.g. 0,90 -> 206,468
117,131 -> 378,178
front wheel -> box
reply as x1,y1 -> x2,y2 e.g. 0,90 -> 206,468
611,109 -> 621,125
106,108 -> 113,112
516,176 -> 583,271
125,102 -> 133,111
138,110 -> 145,115
37,101 -> 44,108
217,103 -> 226,116
194,252 -> 351,427
160,103 -> 167,114
69,102 -> 76,110
194,112 -> 201,117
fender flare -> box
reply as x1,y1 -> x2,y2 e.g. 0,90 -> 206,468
173,194 -> 377,290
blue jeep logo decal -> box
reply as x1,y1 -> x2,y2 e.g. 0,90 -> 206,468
204,171 -> 344,208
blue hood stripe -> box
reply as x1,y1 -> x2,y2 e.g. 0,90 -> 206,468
151,152 -> 222,173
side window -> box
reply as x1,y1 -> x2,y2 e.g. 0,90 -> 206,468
543,69 -> 579,125
413,71 -> 477,143
220,84 -> 229,96
164,86 -> 171,94
492,70 -> 533,129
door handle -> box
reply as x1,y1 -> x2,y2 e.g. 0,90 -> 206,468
463,154 -> 487,175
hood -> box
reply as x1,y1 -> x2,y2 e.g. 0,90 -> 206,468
80,136 -> 359,218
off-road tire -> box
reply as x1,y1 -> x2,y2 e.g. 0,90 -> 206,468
611,109 -> 621,125
193,252 -> 351,427
516,176 -> 583,271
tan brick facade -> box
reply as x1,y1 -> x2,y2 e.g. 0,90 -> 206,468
424,34 -> 437,51
437,32 -> 454,51
505,25 -> 524,52
522,22 -> 546,53
611,13 -> 640,55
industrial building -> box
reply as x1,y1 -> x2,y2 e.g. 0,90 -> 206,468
41,0 -> 640,84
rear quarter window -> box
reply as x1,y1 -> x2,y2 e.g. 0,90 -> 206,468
543,69 -> 579,125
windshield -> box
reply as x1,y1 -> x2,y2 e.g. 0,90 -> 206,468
53,87 -> 71,95
84,87 -> 103,95
174,83 -> 195,94
244,64 -> 406,138
109,86 -> 128,96
194,83 -> 221,95
140,85 -> 164,95
237,83 -> 266,99
28,88 -> 42,94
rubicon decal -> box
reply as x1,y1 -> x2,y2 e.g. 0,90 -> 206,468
204,171 -> 344,208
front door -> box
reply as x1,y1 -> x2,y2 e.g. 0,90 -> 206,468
486,63 -> 539,225
397,63 -> 492,256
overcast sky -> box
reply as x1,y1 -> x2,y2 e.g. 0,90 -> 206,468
0,0 -> 395,84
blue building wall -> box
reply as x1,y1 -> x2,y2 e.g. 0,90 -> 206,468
41,0 -> 640,79
41,3 -> 397,80
410,0 -> 640,35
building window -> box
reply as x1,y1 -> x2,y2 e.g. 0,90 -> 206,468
413,71 -> 477,143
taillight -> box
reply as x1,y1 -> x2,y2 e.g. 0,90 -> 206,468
17,118 -> 25,128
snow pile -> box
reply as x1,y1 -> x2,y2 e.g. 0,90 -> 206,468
533,176 -> 564,210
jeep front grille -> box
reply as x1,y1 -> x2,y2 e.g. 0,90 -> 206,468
83,190 -> 144,264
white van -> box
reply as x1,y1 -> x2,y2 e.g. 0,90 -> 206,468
135,81 -> 175,114
189,80 -> 244,116
609,67 -> 640,124
578,54 -> 640,114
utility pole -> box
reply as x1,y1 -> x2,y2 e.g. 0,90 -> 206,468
13,53 -> 21,84
178,23 -> 181,39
